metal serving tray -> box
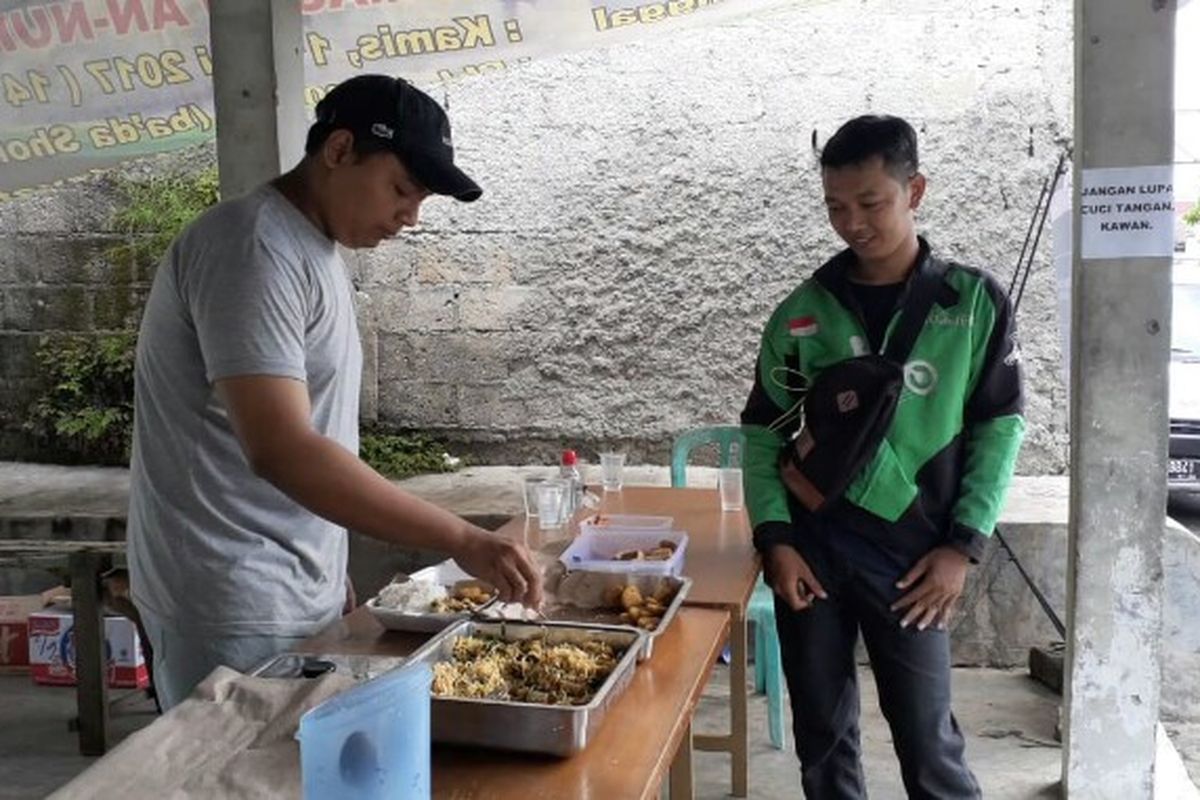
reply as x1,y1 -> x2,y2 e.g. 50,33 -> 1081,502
407,619 -> 645,757
364,561 -> 498,633
490,572 -> 691,661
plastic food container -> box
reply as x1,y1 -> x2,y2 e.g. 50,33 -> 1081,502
297,660 -> 432,800
559,529 -> 688,576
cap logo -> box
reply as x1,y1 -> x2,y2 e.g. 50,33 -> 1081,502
371,122 -> 394,140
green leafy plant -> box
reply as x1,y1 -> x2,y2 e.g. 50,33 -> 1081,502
107,168 -> 220,268
360,430 -> 465,480
22,169 -> 219,464
1185,201 -> 1200,227
23,332 -> 137,465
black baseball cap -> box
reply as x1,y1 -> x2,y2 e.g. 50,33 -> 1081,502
313,74 -> 482,202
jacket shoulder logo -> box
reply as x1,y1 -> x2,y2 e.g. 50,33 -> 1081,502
789,316 -> 818,337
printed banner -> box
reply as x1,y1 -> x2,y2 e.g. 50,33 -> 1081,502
0,0 -> 825,201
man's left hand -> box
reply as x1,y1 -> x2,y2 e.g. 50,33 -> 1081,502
890,546 -> 970,631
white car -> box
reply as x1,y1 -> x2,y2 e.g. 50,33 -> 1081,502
1169,261 -> 1200,490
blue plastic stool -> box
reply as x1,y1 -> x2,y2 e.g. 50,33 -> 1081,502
670,426 -> 786,750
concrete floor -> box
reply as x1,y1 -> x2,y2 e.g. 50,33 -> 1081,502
0,675 -> 160,800
691,665 -> 1063,800
0,664 -> 1066,800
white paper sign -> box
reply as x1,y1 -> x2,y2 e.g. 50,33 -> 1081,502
1080,165 -> 1175,259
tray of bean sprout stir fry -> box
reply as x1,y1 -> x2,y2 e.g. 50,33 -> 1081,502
407,619 -> 645,756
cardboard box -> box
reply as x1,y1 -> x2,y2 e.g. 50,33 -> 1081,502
28,608 -> 149,689
0,587 -> 65,669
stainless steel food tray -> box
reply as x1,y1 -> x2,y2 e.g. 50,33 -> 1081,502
407,619 -> 645,756
521,572 -> 692,661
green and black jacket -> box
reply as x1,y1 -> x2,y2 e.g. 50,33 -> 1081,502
741,239 -> 1025,562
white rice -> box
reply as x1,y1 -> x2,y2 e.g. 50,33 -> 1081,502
376,578 -> 448,612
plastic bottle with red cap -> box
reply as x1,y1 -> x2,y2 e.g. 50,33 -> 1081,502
559,449 -> 583,516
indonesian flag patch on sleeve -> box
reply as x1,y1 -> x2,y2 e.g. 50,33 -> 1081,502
788,316 -> 818,337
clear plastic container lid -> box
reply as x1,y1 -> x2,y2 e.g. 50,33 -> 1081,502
579,513 -> 674,533
298,661 -> 433,799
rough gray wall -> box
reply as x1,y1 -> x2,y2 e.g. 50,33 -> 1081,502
351,0 -> 1074,468
0,0 -> 1073,470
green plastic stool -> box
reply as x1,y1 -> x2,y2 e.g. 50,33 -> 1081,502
670,426 -> 746,489
748,576 -> 786,749
670,426 -> 786,750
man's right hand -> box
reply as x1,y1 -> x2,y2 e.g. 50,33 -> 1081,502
214,375 -> 546,611
453,530 -> 544,609
765,544 -> 828,611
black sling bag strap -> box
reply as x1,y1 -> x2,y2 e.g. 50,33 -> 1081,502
780,259 -> 949,513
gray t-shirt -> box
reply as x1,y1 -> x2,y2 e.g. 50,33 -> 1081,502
128,184 -> 362,637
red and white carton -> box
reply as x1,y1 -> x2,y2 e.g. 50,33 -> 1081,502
0,586 -> 65,669
28,608 -> 149,689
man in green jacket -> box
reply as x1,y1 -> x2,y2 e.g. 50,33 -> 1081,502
741,115 -> 1024,798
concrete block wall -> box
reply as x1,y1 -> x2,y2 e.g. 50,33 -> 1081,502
0,0 -> 1072,470
952,478 -> 1199,729
0,145 -> 214,458
951,521 -> 1068,668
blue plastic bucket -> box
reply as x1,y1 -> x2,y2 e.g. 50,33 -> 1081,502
297,661 -> 432,800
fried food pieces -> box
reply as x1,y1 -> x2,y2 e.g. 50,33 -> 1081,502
430,583 -> 495,613
612,539 -> 679,562
611,581 -> 675,631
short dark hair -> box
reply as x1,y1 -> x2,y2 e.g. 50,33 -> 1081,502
820,115 -> 919,181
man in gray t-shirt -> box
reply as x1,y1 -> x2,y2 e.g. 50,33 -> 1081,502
128,75 -> 542,710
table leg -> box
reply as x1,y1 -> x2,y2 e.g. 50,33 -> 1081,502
70,550 -> 110,756
693,611 -> 750,797
730,610 -> 748,797
668,721 -> 694,800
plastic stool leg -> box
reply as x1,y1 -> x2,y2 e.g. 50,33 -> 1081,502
753,617 -> 767,694
764,622 -> 786,750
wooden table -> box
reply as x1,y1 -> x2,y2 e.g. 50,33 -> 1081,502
299,604 -> 731,800
495,486 -> 760,798
0,539 -> 127,756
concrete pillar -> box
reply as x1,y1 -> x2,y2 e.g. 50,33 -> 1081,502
209,0 -> 306,198
1062,1 -> 1176,797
